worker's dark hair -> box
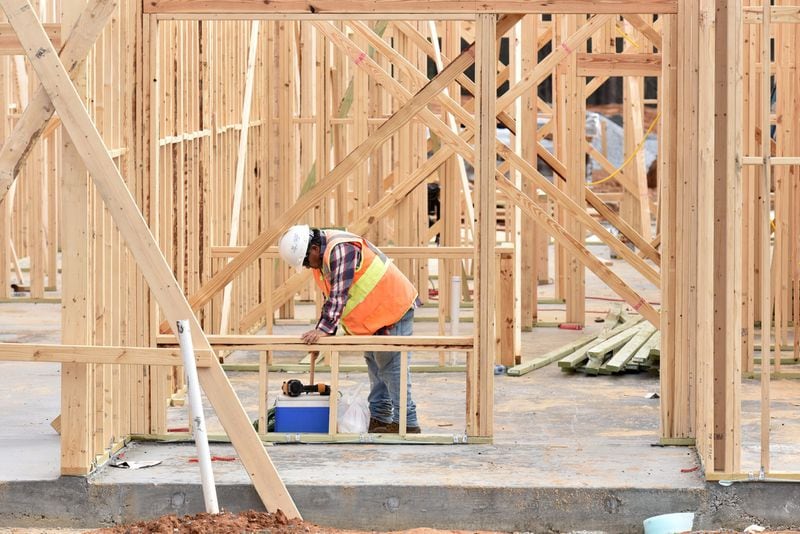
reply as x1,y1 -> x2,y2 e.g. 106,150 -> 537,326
307,227 -> 322,252
301,228 -> 322,268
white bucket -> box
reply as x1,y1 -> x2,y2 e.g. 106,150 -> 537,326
643,512 -> 695,534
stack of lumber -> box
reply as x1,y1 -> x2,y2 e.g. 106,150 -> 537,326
507,307 -> 661,376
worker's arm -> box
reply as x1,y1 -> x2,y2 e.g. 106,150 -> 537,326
301,242 -> 360,343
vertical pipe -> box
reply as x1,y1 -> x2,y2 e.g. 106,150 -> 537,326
176,320 -> 219,514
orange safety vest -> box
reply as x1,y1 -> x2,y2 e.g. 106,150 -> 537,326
312,230 -> 418,335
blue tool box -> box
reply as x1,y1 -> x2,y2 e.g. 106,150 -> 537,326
274,393 -> 330,433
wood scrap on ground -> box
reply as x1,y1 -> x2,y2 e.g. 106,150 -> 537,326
507,305 -> 661,376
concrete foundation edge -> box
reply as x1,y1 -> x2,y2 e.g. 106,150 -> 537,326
0,479 -> 799,532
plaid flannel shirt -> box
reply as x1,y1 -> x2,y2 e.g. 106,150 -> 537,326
316,235 -> 360,334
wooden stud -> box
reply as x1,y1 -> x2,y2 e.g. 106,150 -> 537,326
58,0 -> 94,476
471,13 -> 495,437
759,0 -> 771,473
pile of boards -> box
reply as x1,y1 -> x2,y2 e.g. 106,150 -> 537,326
507,307 -> 660,376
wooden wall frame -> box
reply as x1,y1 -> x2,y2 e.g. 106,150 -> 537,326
1,0 -> 796,515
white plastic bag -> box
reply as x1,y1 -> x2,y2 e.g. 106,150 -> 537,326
337,383 -> 370,433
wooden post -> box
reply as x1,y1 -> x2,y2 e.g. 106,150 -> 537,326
694,0 -> 717,465
519,14 -> 539,328
712,0 -> 742,473
496,248 -> 515,366
659,13 -> 679,440
469,13 -> 496,437
59,0 -> 93,476
758,0 -> 771,473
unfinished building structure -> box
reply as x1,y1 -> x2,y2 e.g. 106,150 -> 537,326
0,0 -> 797,516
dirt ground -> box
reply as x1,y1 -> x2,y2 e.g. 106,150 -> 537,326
85,511 -> 503,534
89,510 -> 341,533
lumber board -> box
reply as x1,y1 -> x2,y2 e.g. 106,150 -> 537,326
576,53 -> 661,76
558,316 -> 642,369
743,5 -> 800,23
628,330 -> 660,369
471,12 -> 496,438
507,308 -> 623,375
143,0 -> 679,15
157,334 -> 474,350
713,0 -> 742,472
132,432 -> 493,445
58,0 -> 96,477
507,336 -> 597,374
658,11 -> 679,442
759,0 -> 772,472
1,0 -> 299,515
225,363 -> 468,373
604,323 -> 657,371
0,342 -> 213,366
586,322 -> 645,360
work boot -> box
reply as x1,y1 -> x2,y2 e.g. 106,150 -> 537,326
368,417 -> 391,433
380,422 -> 422,434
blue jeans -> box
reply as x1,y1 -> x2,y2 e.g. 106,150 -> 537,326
364,308 -> 418,427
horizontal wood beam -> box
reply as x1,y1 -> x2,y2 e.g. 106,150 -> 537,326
743,156 -> 800,165
0,22 -> 59,53
157,335 -> 475,352
210,245 -> 509,259
576,53 -> 661,76
144,0 -> 678,15
743,5 -> 800,23
0,342 -> 214,366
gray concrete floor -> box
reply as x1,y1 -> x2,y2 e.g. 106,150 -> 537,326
1,249 -> 800,532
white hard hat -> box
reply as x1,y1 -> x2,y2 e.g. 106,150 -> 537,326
278,224 -> 311,268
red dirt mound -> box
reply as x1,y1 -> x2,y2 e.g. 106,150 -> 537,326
89,509 -> 335,534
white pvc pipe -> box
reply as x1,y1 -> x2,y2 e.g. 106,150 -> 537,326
176,320 -> 220,514
450,276 -> 461,366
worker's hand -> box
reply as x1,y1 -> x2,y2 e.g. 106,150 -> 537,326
301,328 -> 329,344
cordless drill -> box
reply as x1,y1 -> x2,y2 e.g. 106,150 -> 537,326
281,379 -> 331,397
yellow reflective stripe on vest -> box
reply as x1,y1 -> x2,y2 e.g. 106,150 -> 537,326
341,255 -> 390,318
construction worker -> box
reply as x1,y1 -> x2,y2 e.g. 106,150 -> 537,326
278,225 -> 421,434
